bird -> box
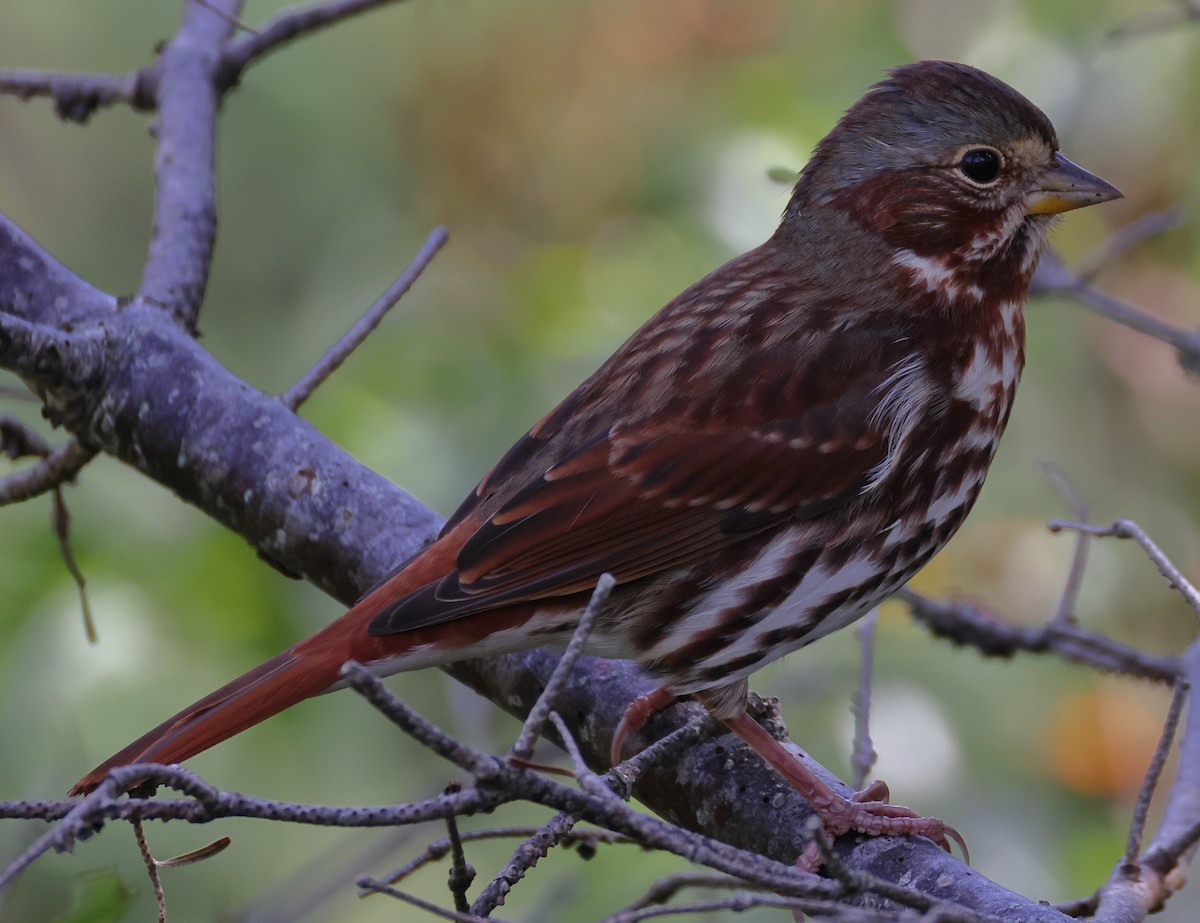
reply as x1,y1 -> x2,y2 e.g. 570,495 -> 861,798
72,60 -> 1120,853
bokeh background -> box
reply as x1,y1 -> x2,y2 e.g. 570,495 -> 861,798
1,1 -> 1198,920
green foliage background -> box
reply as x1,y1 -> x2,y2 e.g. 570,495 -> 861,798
1,1 -> 1198,920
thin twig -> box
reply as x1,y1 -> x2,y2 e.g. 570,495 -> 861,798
0,415 -> 50,457
850,610 -> 878,790
611,712 -> 720,794
1109,1 -> 1200,39
1076,207 -> 1187,283
5,745 -> 847,904
279,226 -> 450,410
1125,680 -> 1187,866
52,486 -> 96,643
0,438 -> 97,505
1087,642 -> 1200,920
510,574 -> 614,761
599,893 -> 892,923
470,811 -> 581,917
1048,519 -> 1200,617
132,817 -> 167,923
1033,253 -> 1200,376
0,69 -> 150,121
358,876 -> 504,923
376,826 -> 630,889
226,0 -> 412,73
549,711 -> 614,800
1039,462 -> 1091,627
192,0 -> 260,33
340,661 -> 502,779
1141,640 -> 1200,876
441,782 -> 474,914
900,589 -> 1182,684
0,418 -> 96,637
1,766 -> 501,894
621,871 -> 767,913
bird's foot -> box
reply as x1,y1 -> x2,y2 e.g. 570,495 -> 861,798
611,687 -> 678,766
718,708 -> 968,873
795,779 -> 968,872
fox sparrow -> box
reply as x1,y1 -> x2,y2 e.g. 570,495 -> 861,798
73,61 -> 1119,856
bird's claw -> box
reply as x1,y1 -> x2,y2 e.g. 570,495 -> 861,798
795,780 -> 969,874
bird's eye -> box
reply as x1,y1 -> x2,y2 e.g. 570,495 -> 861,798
958,148 -> 1002,185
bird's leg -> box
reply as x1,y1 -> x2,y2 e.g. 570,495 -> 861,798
611,687 -> 679,766
720,708 -> 968,867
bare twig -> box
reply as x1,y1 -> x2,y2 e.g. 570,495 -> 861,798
1126,681 -> 1187,866
132,817 -> 167,923
1109,1 -> 1200,39
440,782 -> 475,914
0,69 -> 151,122
192,0 -> 260,33
0,765 -> 503,891
0,419 -> 96,638
1033,252 -> 1200,376
1042,514 -> 1200,922
376,826 -> 630,889
1068,284 -> 1200,376
1039,463 -> 1091,627
549,711 -> 613,799
0,415 -> 50,457
599,893 -> 918,923
1076,207 -> 1187,283
279,227 -> 450,410
620,871 -> 766,913
1087,644 -> 1200,921
850,610 -> 878,790
341,661 -> 503,779
612,711 -> 720,789
1048,519 -> 1200,617
226,0 -> 413,73
358,876 -> 503,922
0,437 -> 96,505
900,589 -> 1181,684
1140,641 -> 1200,876
52,486 -> 96,643
471,811 -> 581,917
510,574 -> 614,761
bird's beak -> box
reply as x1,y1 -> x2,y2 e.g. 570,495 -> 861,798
1026,152 -> 1123,215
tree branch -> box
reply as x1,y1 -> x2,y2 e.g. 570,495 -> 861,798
0,69 -> 152,122
1033,250 -> 1200,375
137,0 -> 242,327
280,226 -> 449,410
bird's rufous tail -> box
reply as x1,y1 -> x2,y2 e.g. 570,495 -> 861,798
68,644 -> 347,796
68,560 -> 436,796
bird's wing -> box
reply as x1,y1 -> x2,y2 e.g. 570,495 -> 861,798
369,324 -> 920,634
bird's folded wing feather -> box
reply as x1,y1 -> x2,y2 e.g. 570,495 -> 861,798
368,330 -> 915,634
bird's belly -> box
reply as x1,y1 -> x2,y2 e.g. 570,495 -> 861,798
647,492 -> 981,696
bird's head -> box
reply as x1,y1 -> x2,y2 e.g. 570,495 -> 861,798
788,60 -> 1121,294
